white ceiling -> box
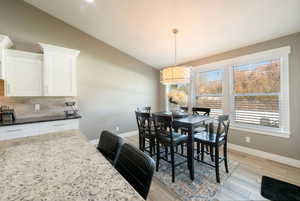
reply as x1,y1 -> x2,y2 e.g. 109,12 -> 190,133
24,0 -> 300,69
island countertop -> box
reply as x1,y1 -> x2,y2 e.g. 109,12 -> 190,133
0,130 -> 144,201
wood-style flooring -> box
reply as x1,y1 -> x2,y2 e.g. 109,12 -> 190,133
124,135 -> 300,201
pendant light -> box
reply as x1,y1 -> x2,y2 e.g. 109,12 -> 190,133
160,29 -> 190,85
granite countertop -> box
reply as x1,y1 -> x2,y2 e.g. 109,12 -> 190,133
0,130 -> 144,201
0,114 -> 82,127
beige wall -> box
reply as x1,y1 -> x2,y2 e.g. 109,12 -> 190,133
0,0 -> 160,140
183,32 -> 300,160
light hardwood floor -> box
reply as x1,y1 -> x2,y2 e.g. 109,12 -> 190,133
124,135 -> 300,201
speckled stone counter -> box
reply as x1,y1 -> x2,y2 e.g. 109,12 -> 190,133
0,130 -> 144,201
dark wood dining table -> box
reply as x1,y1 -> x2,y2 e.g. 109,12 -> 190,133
153,111 -> 213,181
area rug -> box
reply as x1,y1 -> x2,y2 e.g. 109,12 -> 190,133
261,176 -> 300,201
151,151 -> 239,201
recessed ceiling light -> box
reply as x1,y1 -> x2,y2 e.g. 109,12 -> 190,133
85,0 -> 94,3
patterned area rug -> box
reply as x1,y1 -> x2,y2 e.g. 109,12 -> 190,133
152,150 -> 239,201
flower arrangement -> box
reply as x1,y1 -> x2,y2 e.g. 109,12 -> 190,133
168,89 -> 188,106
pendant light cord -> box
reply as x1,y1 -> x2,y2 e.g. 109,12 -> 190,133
173,28 -> 178,66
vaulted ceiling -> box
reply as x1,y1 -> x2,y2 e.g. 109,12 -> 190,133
25,0 -> 300,68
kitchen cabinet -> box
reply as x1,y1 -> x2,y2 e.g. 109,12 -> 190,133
40,43 -> 80,96
4,50 -> 43,96
0,119 -> 79,141
0,34 -> 13,79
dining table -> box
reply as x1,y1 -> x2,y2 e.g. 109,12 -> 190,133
153,111 -> 213,181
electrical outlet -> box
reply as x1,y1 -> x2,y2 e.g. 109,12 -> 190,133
245,136 -> 251,143
115,126 -> 120,132
34,104 -> 40,112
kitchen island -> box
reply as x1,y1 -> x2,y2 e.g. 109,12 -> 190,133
0,130 -> 144,201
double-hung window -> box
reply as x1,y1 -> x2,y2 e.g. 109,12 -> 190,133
231,59 -> 282,130
185,46 -> 290,137
195,69 -> 224,119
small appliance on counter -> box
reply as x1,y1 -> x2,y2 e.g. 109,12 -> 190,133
64,101 -> 79,117
0,105 -> 16,123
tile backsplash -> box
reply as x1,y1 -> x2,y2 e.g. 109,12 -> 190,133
0,97 -> 77,119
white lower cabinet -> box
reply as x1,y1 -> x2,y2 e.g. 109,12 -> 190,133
0,119 -> 79,141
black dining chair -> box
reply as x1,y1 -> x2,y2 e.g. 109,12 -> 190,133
179,107 -> 211,154
153,114 -> 188,183
135,111 -> 156,157
180,106 -> 188,112
137,106 -> 151,113
115,143 -> 155,200
97,130 -> 124,166
194,115 -> 230,183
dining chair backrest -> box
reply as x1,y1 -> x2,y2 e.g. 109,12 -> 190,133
137,106 -> 151,113
115,143 -> 155,199
180,106 -> 188,112
152,114 -> 174,142
135,111 -> 152,136
192,107 -> 211,116
97,130 -> 124,165
215,115 -> 230,144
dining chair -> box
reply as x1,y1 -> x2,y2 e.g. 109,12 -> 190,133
135,111 -> 156,157
192,107 -> 211,116
97,130 -> 124,166
115,143 -> 155,200
152,114 -> 188,183
137,106 -> 151,113
194,115 -> 230,183
180,107 -> 211,154
180,106 -> 188,112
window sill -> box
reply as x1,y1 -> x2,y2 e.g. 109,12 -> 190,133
230,124 -> 290,138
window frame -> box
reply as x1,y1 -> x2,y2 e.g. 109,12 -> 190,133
183,46 -> 290,138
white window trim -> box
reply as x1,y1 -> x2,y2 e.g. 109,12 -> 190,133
191,46 -> 291,138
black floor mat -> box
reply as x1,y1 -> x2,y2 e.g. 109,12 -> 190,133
261,176 -> 300,201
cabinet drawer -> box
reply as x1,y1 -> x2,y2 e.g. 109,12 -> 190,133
39,119 -> 79,134
0,124 -> 39,140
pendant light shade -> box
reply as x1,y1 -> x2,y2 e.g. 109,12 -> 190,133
160,29 -> 190,85
160,66 -> 190,85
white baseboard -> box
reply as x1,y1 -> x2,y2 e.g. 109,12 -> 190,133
228,143 -> 300,168
119,130 -> 138,138
90,130 -> 138,145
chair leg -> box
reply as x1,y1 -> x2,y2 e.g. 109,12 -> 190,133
197,142 -> 200,160
149,139 -> 153,157
201,143 -> 204,161
171,145 -> 175,183
165,146 -> 168,160
210,145 -> 214,162
142,137 -> 146,151
139,135 -> 144,151
215,146 -> 220,183
156,142 -> 160,172
224,143 -> 229,173
181,144 -> 184,154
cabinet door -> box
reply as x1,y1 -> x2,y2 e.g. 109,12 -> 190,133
43,53 -> 76,96
5,52 -> 42,96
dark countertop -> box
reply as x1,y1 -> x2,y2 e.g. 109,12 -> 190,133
0,114 -> 82,127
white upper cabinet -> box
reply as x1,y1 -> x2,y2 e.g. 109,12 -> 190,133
4,50 -> 43,96
0,35 -> 80,97
0,35 -> 13,79
39,43 -> 80,97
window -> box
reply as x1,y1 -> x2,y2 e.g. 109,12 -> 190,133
195,70 -> 224,118
232,59 -> 281,128
167,46 -> 290,137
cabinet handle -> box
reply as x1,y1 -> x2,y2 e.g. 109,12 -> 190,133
52,124 -> 65,127
7,129 -> 23,133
